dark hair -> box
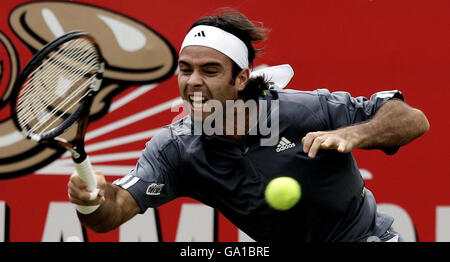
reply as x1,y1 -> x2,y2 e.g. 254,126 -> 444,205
190,8 -> 272,100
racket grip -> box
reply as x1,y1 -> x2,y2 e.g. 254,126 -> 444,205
74,157 -> 100,215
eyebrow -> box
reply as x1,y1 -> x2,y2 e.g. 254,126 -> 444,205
178,60 -> 223,68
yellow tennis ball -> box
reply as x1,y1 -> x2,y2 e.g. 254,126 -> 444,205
265,177 -> 301,211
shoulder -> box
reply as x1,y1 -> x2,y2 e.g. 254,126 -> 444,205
145,116 -> 192,153
271,87 -> 331,108
261,87 -> 330,132
269,87 -> 330,124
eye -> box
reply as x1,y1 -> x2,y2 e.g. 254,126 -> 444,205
203,67 -> 220,75
179,67 -> 192,74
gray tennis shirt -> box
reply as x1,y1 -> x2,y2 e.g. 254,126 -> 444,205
113,87 -> 404,242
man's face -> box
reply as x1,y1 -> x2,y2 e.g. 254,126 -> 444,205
178,46 -> 247,121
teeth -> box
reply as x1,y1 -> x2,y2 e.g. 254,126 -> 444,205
189,96 -> 206,102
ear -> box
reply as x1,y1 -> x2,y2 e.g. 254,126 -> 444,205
235,68 -> 250,92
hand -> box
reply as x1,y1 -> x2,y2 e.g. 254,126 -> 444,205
68,170 -> 106,207
301,129 -> 358,158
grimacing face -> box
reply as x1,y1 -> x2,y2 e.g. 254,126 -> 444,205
178,45 -> 249,121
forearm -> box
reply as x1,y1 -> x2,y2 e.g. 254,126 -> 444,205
77,184 -> 135,233
302,99 -> 429,158
346,99 -> 430,150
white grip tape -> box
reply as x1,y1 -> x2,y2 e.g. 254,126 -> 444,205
74,157 -> 100,215
76,204 -> 99,215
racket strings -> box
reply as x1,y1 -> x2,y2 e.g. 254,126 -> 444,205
26,39 -> 93,85
17,39 -> 95,113
16,39 -> 95,120
17,59 -> 97,132
28,75 -> 96,135
16,38 -> 99,136
17,39 -> 93,107
17,52 -> 97,128
19,59 -> 97,134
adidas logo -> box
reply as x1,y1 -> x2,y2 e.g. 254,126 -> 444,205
276,137 -> 296,152
194,31 -> 206,37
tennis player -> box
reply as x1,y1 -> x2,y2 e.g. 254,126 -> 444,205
68,9 -> 429,242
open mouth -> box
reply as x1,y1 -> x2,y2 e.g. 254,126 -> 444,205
188,95 -> 209,110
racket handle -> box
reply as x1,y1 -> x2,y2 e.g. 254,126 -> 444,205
74,156 -> 100,215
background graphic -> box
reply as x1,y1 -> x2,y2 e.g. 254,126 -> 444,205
0,0 -> 447,242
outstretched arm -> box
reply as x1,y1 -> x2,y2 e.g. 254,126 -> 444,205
302,99 -> 430,158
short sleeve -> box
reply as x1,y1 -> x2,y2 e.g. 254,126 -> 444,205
113,127 -> 184,212
317,89 -> 404,155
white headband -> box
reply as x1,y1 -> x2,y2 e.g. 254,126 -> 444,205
180,25 -> 249,69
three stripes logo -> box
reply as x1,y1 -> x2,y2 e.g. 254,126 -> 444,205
276,137 -> 296,152
194,31 -> 206,37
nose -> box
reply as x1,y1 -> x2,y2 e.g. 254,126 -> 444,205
186,70 -> 203,88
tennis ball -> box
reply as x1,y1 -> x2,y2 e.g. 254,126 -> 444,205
265,177 -> 301,211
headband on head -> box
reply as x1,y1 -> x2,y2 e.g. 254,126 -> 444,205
180,25 -> 249,69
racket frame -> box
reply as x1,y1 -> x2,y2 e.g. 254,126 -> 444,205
10,30 -> 104,162
10,30 -> 105,214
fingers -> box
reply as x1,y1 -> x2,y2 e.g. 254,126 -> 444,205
68,170 -> 106,206
307,135 -> 325,159
322,136 -> 343,151
68,182 -> 103,205
337,142 -> 347,153
301,131 -> 324,155
302,131 -> 351,158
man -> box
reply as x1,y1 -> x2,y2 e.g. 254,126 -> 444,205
68,9 -> 429,242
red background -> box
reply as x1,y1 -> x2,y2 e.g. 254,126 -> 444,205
0,0 -> 447,242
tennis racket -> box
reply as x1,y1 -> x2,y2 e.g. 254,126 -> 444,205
10,30 -> 105,214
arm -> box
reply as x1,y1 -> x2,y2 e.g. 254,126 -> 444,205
302,99 -> 430,158
68,128 -> 183,232
68,170 -> 141,233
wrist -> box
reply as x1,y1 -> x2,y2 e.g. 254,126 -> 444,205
340,122 -> 372,149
